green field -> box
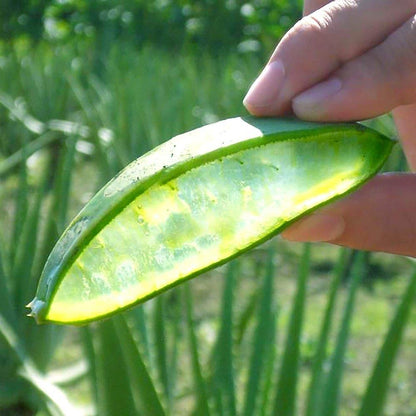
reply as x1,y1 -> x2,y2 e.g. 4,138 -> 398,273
1,3 -> 416,415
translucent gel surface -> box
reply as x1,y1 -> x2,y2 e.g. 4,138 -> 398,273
47,134 -> 381,322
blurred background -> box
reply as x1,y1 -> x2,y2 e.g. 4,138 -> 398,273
0,1 -> 415,416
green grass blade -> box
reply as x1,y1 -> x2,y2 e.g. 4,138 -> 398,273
305,248 -> 350,416
259,309 -> 278,416
211,261 -> 238,416
11,170 -> 45,311
0,314 -> 76,416
25,149 -> 73,369
242,246 -> 275,416
32,138 -> 76,280
113,315 -> 167,416
95,319 -> 138,416
0,131 -> 57,178
10,156 -> 29,267
81,326 -> 99,408
318,250 -> 365,416
128,306 -> 151,361
53,137 -> 77,233
358,267 -> 416,416
273,243 -> 311,416
234,290 -> 258,347
153,296 -> 170,407
167,292 -> 182,413
0,244 -> 16,324
184,285 -> 211,416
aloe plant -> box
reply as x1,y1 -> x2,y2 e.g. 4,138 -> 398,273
1,43 -> 415,416
0,141 -> 79,415
78,245 -> 416,416
29,118 -> 393,325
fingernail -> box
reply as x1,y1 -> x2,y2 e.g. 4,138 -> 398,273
292,77 -> 342,119
281,213 -> 345,242
243,60 -> 285,109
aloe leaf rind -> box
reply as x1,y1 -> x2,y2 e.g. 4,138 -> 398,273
29,117 -> 393,324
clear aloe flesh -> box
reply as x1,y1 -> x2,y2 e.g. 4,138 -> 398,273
29,117 -> 393,324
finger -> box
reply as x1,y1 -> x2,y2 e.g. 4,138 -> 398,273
281,173 -> 416,257
303,0 -> 332,16
292,15 -> 416,121
243,0 -> 416,116
393,104 -> 416,172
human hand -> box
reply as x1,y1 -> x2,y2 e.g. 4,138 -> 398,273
243,0 -> 416,257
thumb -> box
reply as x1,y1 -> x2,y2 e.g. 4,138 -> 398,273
292,15 -> 416,121
282,174 -> 416,257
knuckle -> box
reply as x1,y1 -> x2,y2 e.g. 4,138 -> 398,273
291,11 -> 334,43
285,1 -> 356,59
343,15 -> 416,107
385,16 -> 416,103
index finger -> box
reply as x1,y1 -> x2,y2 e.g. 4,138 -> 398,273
393,104 -> 416,172
244,0 -> 416,116
303,0 -> 332,15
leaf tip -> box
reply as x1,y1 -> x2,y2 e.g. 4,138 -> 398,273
26,298 -> 46,324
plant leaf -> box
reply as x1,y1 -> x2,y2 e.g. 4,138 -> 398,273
317,250 -> 365,416
357,267 -> 416,416
272,243 -> 310,416
242,245 -> 276,416
305,248 -> 350,416
185,285 -> 211,416
29,117 -> 393,324
210,261 -> 238,416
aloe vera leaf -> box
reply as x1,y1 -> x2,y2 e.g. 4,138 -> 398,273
305,248 -> 349,416
94,319 -> 138,416
184,285 -> 211,416
29,116 -> 393,324
272,243 -> 310,416
242,246 -> 275,416
112,316 -> 166,416
0,131 -> 57,178
0,314 -> 76,416
317,251 -> 365,416
204,260 -> 238,416
358,267 -> 416,416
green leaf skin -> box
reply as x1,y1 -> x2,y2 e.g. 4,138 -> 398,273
28,117 -> 394,325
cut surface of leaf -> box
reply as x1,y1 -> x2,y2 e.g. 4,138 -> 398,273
29,117 -> 393,324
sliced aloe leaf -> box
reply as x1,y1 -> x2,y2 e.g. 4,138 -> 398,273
29,116 -> 393,324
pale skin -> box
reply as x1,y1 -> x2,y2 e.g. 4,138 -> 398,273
243,0 -> 416,257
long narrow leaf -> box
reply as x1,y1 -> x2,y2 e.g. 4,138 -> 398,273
0,243 -> 16,324
81,326 -> 99,410
113,315 -> 166,416
0,131 -> 57,177
95,319 -> 138,416
273,243 -> 311,416
259,309 -> 278,416
10,154 -> 29,267
242,246 -> 275,416
153,296 -> 170,407
54,136 -> 77,232
185,285 -> 211,416
12,168 -> 45,311
0,314 -> 77,416
211,261 -> 238,416
319,250 -> 365,416
167,292 -> 182,413
234,290 -> 258,347
128,306 -> 151,360
305,248 -> 350,416
358,267 -> 416,416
